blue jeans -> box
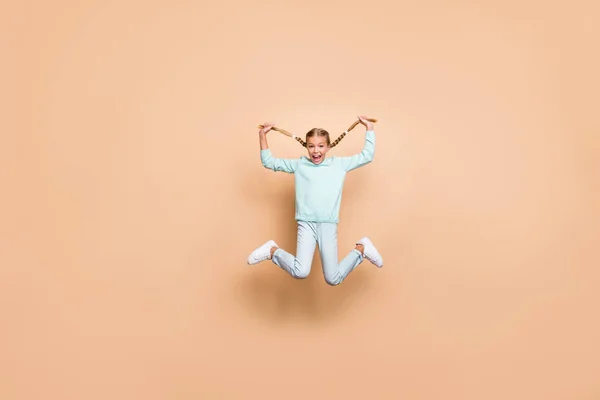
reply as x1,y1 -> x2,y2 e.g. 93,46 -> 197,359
272,221 -> 364,285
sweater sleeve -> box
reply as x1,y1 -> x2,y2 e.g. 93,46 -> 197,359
260,149 -> 299,173
340,130 -> 376,172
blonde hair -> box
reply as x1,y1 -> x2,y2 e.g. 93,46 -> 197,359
257,117 -> 377,148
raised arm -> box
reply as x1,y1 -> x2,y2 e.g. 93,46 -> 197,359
258,122 -> 298,174
340,116 -> 376,172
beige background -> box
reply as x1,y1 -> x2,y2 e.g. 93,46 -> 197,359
2,0 -> 599,399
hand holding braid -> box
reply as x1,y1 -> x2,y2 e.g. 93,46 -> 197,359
258,122 -> 275,135
257,116 -> 377,148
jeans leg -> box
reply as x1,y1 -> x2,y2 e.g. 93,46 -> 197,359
317,223 -> 363,286
272,221 -> 317,279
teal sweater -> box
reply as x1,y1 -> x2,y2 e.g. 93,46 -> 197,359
260,130 -> 375,223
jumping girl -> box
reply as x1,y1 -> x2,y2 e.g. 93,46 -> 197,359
246,115 -> 383,286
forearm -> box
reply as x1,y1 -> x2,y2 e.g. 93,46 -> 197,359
342,130 -> 375,171
360,130 -> 375,160
259,132 -> 268,150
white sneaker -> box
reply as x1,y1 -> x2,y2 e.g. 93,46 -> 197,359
357,237 -> 383,267
247,240 -> 278,265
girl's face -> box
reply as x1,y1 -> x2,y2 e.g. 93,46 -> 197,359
306,135 -> 330,164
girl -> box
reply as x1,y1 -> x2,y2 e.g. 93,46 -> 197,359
246,116 -> 383,286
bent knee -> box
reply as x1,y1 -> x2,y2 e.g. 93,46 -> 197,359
293,269 -> 310,279
324,275 -> 343,286
292,263 -> 311,279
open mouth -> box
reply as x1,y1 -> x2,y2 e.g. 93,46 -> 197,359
311,155 -> 322,162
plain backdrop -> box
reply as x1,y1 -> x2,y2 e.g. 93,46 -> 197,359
2,0 -> 599,399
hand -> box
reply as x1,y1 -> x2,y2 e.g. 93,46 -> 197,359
357,115 -> 374,131
259,122 -> 275,135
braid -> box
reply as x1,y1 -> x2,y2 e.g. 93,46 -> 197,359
329,120 -> 359,148
330,117 -> 378,147
258,124 -> 306,147
258,117 -> 376,149
330,130 -> 348,148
